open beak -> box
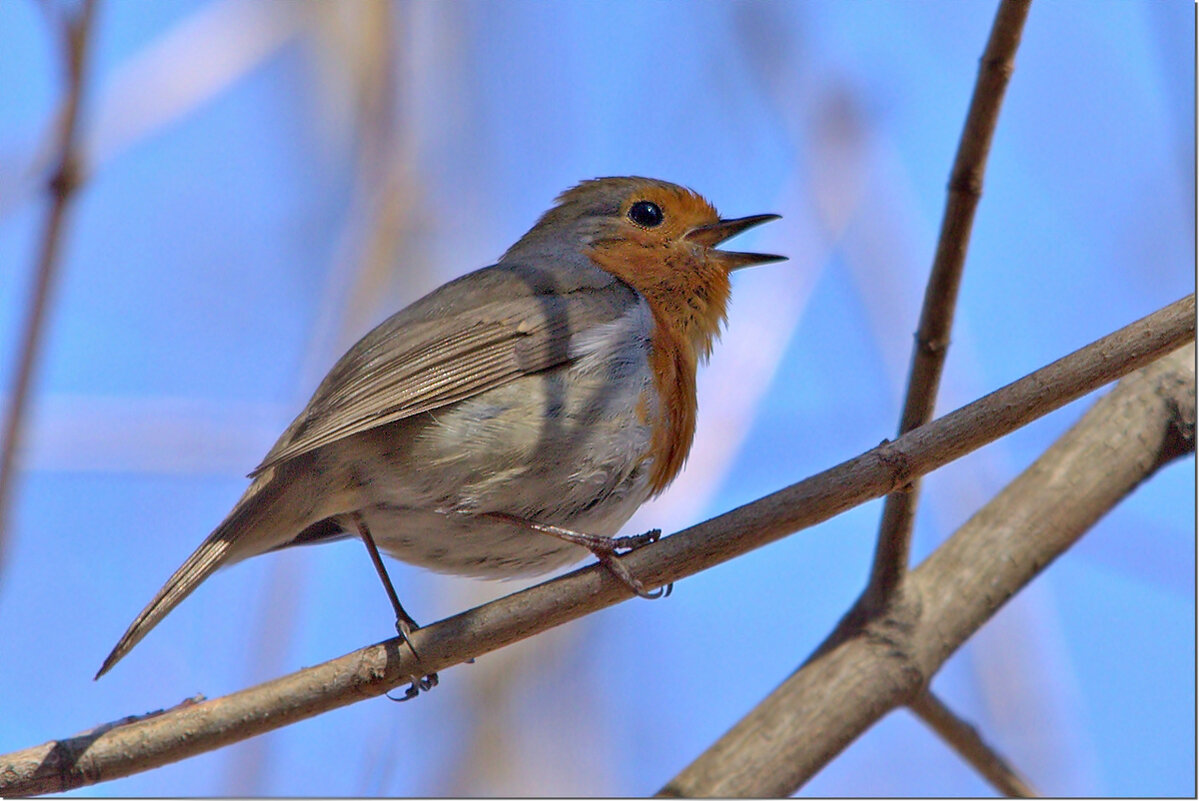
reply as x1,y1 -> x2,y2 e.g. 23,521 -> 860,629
685,213 -> 786,270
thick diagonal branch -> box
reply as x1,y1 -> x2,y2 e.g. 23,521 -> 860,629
660,342 -> 1194,797
0,296 -> 1192,796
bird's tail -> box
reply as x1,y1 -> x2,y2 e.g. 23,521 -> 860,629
95,476 -> 299,679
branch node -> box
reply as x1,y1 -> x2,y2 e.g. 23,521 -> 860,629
916,333 -> 951,356
50,153 -> 83,197
947,167 -> 984,197
980,54 -> 1016,81
874,441 -> 915,494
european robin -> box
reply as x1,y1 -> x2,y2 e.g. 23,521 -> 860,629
96,176 -> 783,684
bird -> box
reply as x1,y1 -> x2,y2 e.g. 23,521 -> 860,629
96,176 -> 784,684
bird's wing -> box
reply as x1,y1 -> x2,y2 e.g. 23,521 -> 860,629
251,266 -> 636,475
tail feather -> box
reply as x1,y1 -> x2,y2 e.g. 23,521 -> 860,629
95,477 -> 296,679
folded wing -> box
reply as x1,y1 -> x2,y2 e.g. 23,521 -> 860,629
253,266 -> 636,475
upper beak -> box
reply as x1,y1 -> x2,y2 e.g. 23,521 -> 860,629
685,213 -> 786,270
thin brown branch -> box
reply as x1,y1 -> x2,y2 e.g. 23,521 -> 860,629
0,297 -> 1191,795
872,3 -> 1035,788
910,690 -> 1035,797
869,0 -> 1033,603
660,341 -> 1195,797
0,0 -> 98,575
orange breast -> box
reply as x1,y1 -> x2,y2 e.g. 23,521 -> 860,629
586,237 -> 729,496
643,316 -> 698,495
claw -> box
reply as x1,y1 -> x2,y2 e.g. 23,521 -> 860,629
638,581 -> 674,600
383,622 -> 437,702
386,672 -> 439,702
605,528 -> 668,598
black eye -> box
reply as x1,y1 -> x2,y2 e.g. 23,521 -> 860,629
628,200 -> 664,228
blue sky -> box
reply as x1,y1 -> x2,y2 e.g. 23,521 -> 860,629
0,1 -> 1193,796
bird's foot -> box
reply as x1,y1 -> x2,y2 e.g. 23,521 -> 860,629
482,513 -> 672,600
383,616 -> 439,702
387,671 -> 439,702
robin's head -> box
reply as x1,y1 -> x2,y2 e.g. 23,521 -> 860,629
505,177 -> 784,359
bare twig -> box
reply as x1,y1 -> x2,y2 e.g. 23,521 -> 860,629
0,297 -> 1191,796
660,342 -> 1195,797
910,691 -> 1036,797
869,0 -> 1032,603
0,0 -> 98,577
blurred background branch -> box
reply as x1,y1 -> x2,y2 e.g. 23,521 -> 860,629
0,0 -> 98,581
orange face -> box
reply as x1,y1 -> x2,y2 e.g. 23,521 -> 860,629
585,179 -> 779,360
503,179 -> 781,360
608,182 -> 723,252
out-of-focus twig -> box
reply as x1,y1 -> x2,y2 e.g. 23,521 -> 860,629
868,0 -> 1032,604
86,0 -> 302,170
0,295 -> 1191,796
0,0 -> 99,578
910,690 -> 1036,797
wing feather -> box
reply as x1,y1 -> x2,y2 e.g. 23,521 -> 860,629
251,271 -> 636,475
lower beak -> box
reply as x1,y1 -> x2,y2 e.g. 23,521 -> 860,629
685,213 -> 786,270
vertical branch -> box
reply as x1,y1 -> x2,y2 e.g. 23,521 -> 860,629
866,0 -> 1031,603
661,1 -> 1038,795
863,0 -> 1037,790
0,0 -> 99,575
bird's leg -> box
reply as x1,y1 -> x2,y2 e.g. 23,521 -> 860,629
482,512 -> 672,600
353,513 -> 420,641
351,512 -> 438,700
